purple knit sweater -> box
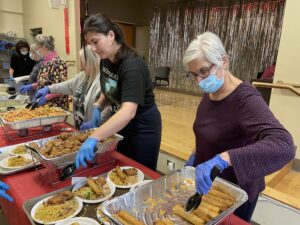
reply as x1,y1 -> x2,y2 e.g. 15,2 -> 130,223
193,81 -> 295,202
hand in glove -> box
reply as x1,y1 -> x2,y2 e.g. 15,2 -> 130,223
0,181 -> 13,202
185,154 -> 195,167
34,86 -> 50,100
195,154 -> 229,194
80,122 -> 94,130
91,106 -> 101,128
75,137 -> 99,169
19,84 -> 33,94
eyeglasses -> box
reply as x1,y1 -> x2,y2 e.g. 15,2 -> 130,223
186,64 -> 215,80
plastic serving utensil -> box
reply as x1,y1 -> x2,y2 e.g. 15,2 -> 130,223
185,166 -> 221,213
25,97 -> 41,110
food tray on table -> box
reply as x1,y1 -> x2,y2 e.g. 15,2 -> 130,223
23,172 -> 151,225
101,166 -> 248,225
26,130 -> 123,170
0,107 -> 70,130
0,94 -> 29,110
0,141 -> 42,175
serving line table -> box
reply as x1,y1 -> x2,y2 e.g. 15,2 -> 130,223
0,128 -> 250,225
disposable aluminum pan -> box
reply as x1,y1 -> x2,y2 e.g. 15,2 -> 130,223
0,94 -> 29,108
27,130 -> 124,169
101,166 -> 248,225
0,108 -> 70,130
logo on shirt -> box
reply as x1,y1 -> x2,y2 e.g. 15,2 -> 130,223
103,66 -> 118,80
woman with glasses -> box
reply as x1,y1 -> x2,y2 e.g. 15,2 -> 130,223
183,32 -> 294,222
19,34 -> 68,109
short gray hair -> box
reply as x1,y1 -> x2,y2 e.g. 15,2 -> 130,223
34,34 -> 55,51
183,32 -> 227,69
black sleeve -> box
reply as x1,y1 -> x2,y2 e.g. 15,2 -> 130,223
120,59 -> 146,106
10,54 -> 17,69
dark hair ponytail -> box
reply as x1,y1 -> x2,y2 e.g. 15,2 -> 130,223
83,13 -> 137,62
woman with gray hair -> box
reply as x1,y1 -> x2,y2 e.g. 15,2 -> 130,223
19,34 -> 68,109
34,45 -> 107,130
183,32 -> 294,221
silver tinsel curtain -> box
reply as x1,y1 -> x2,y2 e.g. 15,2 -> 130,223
149,0 -> 286,93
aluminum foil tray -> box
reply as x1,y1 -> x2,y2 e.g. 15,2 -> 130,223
0,107 -> 70,130
27,130 -> 123,169
101,166 -> 248,225
0,94 -> 29,109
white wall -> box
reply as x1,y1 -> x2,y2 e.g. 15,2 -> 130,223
22,0 -> 81,78
0,0 -> 23,37
269,0 -> 300,159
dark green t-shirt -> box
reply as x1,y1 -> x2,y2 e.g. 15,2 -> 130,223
100,57 -> 154,112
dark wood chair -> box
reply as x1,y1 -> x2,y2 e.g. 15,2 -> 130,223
154,66 -> 170,87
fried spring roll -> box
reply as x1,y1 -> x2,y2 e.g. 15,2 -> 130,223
211,185 -> 235,201
86,177 -> 102,195
197,205 -> 219,219
193,208 -> 211,222
209,188 -> 235,202
116,166 -> 127,182
199,202 -> 220,213
113,214 -> 131,225
202,196 -> 227,211
206,193 -> 233,208
161,218 -> 174,225
117,210 -> 145,225
172,204 -> 204,225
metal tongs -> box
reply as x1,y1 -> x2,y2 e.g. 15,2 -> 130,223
25,97 -> 41,110
185,166 -> 221,213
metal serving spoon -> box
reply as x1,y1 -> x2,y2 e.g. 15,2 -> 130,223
185,166 -> 221,213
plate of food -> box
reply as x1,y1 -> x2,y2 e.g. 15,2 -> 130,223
8,145 -> 28,156
0,155 -> 36,170
107,166 -> 144,189
30,191 -> 83,225
55,217 -> 100,225
72,176 -> 115,204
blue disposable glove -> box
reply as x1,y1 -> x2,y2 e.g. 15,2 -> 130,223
19,84 -> 33,94
80,122 -> 94,130
185,154 -> 195,167
91,106 -> 101,127
9,76 -> 15,81
0,181 -> 13,202
195,154 -> 229,195
75,137 -> 99,169
34,86 -> 50,100
36,95 -> 48,106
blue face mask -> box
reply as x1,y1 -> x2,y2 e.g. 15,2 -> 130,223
198,65 -> 224,93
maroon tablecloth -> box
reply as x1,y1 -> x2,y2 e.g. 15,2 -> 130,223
0,126 -> 250,225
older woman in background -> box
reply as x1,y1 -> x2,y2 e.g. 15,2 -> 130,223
183,32 -> 295,222
19,34 -> 68,109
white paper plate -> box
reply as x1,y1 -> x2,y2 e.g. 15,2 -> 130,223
0,155 -> 36,170
31,195 -> 83,225
129,179 -> 153,191
72,177 -> 116,204
55,217 -> 100,225
107,166 -> 144,189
